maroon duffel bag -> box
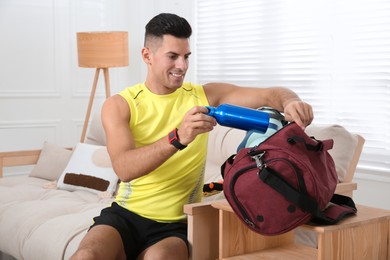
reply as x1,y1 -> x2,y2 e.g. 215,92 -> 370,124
222,122 -> 357,236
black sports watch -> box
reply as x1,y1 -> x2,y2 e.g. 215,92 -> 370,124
168,128 -> 187,150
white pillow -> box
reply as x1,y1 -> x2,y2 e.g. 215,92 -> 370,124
57,143 -> 118,195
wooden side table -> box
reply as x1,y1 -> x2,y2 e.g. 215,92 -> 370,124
211,200 -> 390,260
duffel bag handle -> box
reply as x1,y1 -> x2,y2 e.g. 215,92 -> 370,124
221,154 -> 236,179
287,136 -> 333,152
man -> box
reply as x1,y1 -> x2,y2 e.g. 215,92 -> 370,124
72,13 -> 313,260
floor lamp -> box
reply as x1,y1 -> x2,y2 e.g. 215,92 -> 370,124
77,31 -> 129,142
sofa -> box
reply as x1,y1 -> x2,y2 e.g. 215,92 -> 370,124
0,112 -> 364,260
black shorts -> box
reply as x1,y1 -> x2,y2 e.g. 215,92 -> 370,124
90,202 -> 189,260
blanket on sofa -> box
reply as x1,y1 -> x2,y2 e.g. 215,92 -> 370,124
0,175 -> 112,259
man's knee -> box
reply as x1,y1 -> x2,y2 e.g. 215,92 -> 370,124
138,237 -> 189,260
70,248 -> 98,260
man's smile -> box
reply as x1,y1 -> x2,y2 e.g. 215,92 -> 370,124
169,72 -> 185,78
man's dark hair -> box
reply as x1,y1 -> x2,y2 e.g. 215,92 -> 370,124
144,13 -> 192,46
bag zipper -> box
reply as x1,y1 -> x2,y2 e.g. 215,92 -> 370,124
229,163 -> 259,228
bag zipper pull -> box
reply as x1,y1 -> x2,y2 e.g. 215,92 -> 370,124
251,151 -> 265,168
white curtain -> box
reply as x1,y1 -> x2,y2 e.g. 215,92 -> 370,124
194,0 -> 390,177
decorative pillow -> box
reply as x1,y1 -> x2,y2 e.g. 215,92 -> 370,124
29,142 -> 73,181
305,124 -> 359,182
57,143 -> 118,195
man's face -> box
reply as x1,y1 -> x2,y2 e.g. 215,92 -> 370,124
146,34 -> 191,93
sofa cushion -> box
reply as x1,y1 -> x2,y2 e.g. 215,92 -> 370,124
204,125 -> 246,184
29,141 -> 73,181
57,143 -> 118,195
85,112 -> 106,146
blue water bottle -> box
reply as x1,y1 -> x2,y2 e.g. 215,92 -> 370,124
206,104 -> 270,133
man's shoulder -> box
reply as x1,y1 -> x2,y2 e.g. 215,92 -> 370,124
118,83 -> 144,99
182,82 -> 204,91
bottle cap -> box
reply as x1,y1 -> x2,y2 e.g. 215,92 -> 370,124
205,106 -> 214,115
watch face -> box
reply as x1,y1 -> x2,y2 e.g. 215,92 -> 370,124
169,129 -> 178,143
168,128 -> 186,150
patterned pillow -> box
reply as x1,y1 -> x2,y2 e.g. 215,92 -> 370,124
57,143 -> 118,195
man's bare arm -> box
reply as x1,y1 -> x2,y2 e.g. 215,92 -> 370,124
203,83 -> 313,128
101,96 -> 215,182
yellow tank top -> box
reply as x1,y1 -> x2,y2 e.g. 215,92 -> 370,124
115,82 -> 209,222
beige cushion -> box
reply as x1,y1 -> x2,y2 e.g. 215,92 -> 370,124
85,112 -> 106,146
204,125 -> 246,184
29,142 -> 73,181
57,143 -> 118,195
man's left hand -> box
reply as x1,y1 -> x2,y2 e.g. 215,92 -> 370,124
283,101 -> 314,129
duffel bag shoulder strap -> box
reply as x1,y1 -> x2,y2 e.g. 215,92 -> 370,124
317,194 -> 357,224
259,166 -> 357,224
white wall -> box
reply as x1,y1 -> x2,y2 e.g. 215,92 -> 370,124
0,0 -> 388,210
0,0 -> 194,152
354,175 -> 390,210
0,0 -> 130,151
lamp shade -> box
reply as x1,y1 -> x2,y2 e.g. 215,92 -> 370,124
77,31 -> 129,68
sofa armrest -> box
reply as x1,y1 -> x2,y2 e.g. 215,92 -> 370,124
184,201 -> 219,260
335,182 -> 358,197
0,149 -> 41,177
333,134 -> 363,198
343,135 -> 365,183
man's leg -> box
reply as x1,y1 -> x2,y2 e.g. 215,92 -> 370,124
137,237 -> 188,260
71,225 -> 126,260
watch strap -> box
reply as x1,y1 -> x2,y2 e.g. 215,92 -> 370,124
168,128 -> 187,150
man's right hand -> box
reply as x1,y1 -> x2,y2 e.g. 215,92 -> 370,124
177,106 -> 216,145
